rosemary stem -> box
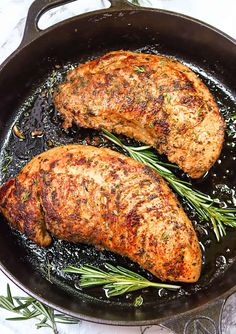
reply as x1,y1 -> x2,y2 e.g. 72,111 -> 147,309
64,264 -> 181,296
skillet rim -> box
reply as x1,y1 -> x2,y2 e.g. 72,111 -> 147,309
0,3 -> 236,326
0,4 -> 236,73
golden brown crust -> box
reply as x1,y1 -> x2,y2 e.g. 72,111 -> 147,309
0,145 -> 201,283
54,50 -> 225,178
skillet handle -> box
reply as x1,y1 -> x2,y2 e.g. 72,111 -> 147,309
160,297 -> 226,334
21,0 -> 136,47
21,0 -> 74,46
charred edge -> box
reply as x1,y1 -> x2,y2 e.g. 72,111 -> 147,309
0,178 -> 15,204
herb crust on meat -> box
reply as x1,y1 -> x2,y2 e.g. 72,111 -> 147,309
54,50 -> 225,178
0,145 -> 201,283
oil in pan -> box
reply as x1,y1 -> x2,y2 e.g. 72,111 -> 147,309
0,47 -> 236,307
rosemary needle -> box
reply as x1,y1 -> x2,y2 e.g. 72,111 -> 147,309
0,284 -> 78,334
63,264 -> 180,297
102,129 -> 236,241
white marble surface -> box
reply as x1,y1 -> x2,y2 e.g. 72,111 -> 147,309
0,1 -> 235,333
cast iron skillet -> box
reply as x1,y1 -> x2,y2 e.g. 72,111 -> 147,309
0,0 -> 236,333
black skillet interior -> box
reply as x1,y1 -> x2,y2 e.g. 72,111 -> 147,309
0,3 -> 236,324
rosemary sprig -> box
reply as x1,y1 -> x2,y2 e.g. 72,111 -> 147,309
63,264 -> 180,297
102,129 -> 236,241
0,284 -> 78,334
129,0 -> 151,6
